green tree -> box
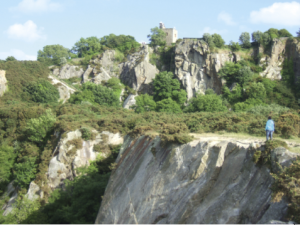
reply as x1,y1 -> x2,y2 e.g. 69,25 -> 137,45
229,41 -> 241,52
252,31 -> 263,43
156,98 -> 182,113
0,145 -> 16,185
69,82 -> 120,107
297,28 -> 300,37
133,94 -> 156,113
222,84 -> 243,105
212,33 -> 225,48
153,71 -> 187,106
24,80 -> 60,103
239,32 -> 251,48
278,29 -> 292,37
203,33 -> 215,49
185,93 -> 227,112
71,37 -> 102,58
6,56 -> 17,61
37,45 -> 70,66
265,28 -> 279,39
218,62 -> 242,86
100,34 -> 140,55
25,109 -> 56,143
147,27 -> 167,47
244,82 -> 266,100
13,157 -> 37,188
105,77 -> 123,98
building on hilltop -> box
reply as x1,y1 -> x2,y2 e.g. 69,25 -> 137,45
159,22 -> 178,46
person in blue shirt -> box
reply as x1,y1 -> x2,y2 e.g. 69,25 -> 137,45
265,116 -> 275,141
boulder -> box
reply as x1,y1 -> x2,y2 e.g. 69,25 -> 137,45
0,70 -> 7,97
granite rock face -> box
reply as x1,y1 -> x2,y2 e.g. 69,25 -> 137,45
95,136 -> 298,224
48,75 -> 76,103
52,64 -> 84,79
123,94 -> 137,109
1,181 -> 18,216
120,45 -> 159,94
0,70 -> 7,97
83,50 -> 120,84
25,130 -> 123,200
174,40 -> 234,99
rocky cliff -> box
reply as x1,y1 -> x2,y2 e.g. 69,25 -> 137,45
95,135 -> 298,224
174,40 -> 235,99
0,70 -> 7,97
1,129 -> 123,215
120,45 -> 159,94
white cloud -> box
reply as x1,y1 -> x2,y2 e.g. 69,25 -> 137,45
0,49 -> 36,61
11,0 -> 62,13
199,27 -> 227,36
250,1 -> 300,26
218,12 -> 237,26
5,20 -> 46,42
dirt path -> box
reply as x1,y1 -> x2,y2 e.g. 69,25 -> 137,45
190,132 -> 300,154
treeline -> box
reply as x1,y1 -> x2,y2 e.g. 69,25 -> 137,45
37,34 -> 140,66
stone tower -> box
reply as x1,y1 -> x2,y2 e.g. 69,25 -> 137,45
159,22 -> 178,46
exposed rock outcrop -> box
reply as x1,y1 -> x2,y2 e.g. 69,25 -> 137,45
123,94 -> 137,109
83,50 -> 120,84
120,45 -> 159,94
175,40 -> 234,99
1,181 -> 18,216
26,129 -> 123,200
96,135 -> 298,224
48,75 -> 76,103
0,70 -> 7,97
52,64 -> 84,79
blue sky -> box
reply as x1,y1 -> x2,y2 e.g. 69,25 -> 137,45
1,0 -> 300,60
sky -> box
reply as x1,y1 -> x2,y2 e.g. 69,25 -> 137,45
1,0 -> 300,61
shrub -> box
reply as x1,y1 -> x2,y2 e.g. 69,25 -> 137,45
212,33 -> 225,48
271,157 -> 300,223
13,157 -> 37,188
156,98 -> 182,113
133,94 -> 156,113
69,82 -> 120,107
25,109 -> 56,143
185,93 -> 227,113
153,71 -> 187,106
247,104 -> 289,116
147,27 -> 167,47
229,41 -> 241,52
0,145 -> 16,185
37,44 -> 70,66
24,80 -> 60,103
80,128 -> 91,140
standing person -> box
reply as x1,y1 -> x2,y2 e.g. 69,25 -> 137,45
265,116 -> 275,141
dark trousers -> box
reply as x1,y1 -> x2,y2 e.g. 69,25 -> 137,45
266,130 -> 273,141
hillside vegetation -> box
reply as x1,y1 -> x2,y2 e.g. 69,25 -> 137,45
0,26 -> 300,223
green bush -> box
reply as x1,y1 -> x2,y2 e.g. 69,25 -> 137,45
24,80 -> 60,103
247,104 -> 289,116
0,145 -> 16,192
153,71 -> 187,106
37,45 -> 70,66
133,94 -> 156,113
25,109 -> 56,143
156,98 -> 182,113
13,157 -> 37,188
229,41 -> 241,52
69,82 -> 120,107
185,93 -> 227,113
147,27 -> 167,47
80,128 -> 91,140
